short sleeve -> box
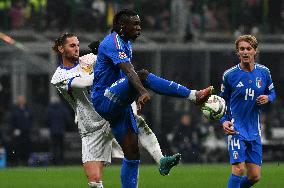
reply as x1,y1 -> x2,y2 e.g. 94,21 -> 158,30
102,35 -> 131,65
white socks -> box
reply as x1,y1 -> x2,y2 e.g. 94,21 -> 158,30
88,181 -> 103,188
187,90 -> 197,101
137,115 -> 163,164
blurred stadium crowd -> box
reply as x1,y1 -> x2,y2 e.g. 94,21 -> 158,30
1,0 -> 284,167
0,0 -> 283,35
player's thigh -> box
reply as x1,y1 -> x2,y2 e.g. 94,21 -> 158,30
246,138 -> 262,166
95,78 -> 136,119
110,106 -> 139,144
83,161 -> 104,182
107,77 -> 137,104
227,135 -> 247,164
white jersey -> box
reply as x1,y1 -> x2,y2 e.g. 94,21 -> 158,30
51,53 -> 109,136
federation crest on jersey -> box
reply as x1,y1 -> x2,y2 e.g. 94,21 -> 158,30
119,52 -> 127,59
233,151 -> 239,159
256,77 -> 262,88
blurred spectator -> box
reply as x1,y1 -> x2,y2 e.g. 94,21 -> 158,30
236,0 -> 262,34
91,0 -> 106,31
171,113 -> 201,162
26,0 -> 47,30
46,0 -> 69,30
45,96 -> 72,165
10,95 -> 34,166
0,0 -> 12,30
9,1 -> 25,29
141,0 -> 170,32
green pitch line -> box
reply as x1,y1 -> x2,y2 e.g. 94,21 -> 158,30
0,163 -> 283,188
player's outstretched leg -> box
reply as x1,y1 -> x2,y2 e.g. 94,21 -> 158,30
159,153 -> 182,176
137,70 -> 213,105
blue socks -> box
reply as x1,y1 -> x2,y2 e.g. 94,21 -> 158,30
240,176 -> 254,188
145,73 -> 191,98
228,174 -> 242,188
121,158 -> 140,188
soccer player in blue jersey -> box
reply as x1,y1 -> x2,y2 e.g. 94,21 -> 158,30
91,9 -> 213,188
220,35 -> 276,188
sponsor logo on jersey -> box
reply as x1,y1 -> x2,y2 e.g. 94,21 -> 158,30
233,151 -> 239,159
256,77 -> 262,88
236,81 -> 244,88
119,52 -> 127,59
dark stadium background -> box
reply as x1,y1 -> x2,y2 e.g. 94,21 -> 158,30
0,0 -> 284,174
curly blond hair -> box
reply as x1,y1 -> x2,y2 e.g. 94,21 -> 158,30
235,35 -> 259,57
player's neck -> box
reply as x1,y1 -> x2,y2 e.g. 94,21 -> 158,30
240,62 -> 254,72
120,35 -> 129,42
62,57 -> 76,68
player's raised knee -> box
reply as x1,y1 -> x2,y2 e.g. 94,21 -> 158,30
137,69 -> 149,81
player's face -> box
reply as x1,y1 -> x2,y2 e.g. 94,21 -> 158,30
61,36 -> 80,61
237,41 -> 256,64
123,15 -> 141,41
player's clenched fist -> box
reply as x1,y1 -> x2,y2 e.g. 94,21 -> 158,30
137,92 -> 151,110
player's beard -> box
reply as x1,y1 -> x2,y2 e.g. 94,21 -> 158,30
66,53 -> 79,62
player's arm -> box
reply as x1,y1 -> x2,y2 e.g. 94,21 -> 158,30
256,71 -> 276,105
70,74 -> 94,89
118,62 -> 150,109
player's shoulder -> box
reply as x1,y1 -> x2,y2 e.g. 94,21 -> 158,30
255,63 -> 271,74
101,32 -> 123,51
223,64 -> 239,78
51,65 -> 80,85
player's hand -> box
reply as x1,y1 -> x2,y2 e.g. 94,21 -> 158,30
222,121 -> 236,135
136,92 -> 151,110
256,95 -> 269,105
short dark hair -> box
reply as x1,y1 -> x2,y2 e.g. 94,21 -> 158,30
52,33 -> 76,54
112,9 -> 138,34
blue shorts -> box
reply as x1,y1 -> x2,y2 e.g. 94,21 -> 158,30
92,77 -> 138,143
227,134 -> 262,166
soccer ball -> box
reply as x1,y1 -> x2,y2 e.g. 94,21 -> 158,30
201,95 -> 226,121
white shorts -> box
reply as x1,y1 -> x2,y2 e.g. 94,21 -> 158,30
81,125 -> 124,164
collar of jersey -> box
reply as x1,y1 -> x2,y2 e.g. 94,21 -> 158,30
60,61 -> 79,70
238,63 -> 256,72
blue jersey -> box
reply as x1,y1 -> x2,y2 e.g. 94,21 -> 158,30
220,63 -> 276,140
92,32 -> 133,98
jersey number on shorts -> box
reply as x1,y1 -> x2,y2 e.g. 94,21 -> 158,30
229,138 -> 240,150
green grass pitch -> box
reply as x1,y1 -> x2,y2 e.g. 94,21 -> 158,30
0,163 -> 284,188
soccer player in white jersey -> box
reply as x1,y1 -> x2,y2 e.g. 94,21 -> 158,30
220,35 -> 276,188
50,33 -> 181,188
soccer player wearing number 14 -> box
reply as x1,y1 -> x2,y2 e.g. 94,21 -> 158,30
220,35 -> 276,188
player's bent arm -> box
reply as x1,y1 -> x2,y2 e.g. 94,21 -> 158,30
118,62 -> 151,109
117,62 -> 148,95
70,74 -> 94,89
